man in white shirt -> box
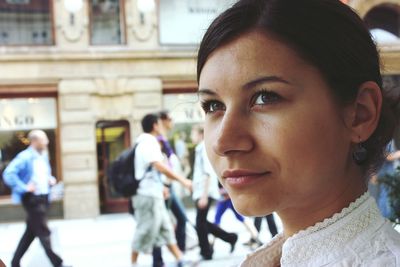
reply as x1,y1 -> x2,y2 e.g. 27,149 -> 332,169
191,125 -> 238,260
131,113 -> 192,267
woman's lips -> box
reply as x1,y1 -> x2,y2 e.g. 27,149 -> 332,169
222,169 -> 270,187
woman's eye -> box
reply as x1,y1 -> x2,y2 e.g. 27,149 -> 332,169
201,100 -> 225,114
254,90 -> 282,105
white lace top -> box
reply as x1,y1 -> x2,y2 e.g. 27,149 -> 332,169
241,192 -> 400,267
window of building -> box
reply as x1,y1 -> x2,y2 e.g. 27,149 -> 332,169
162,84 -> 205,180
0,97 -> 58,198
365,3 -> 400,44
0,0 -> 53,45
90,0 -> 125,45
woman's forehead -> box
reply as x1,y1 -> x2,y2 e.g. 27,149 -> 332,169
198,32 -> 316,90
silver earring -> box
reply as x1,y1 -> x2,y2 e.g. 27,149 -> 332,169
352,138 -> 368,165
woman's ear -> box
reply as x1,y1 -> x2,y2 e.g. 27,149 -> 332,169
346,81 -> 382,142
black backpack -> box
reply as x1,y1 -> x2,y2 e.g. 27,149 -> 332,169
108,144 -> 141,197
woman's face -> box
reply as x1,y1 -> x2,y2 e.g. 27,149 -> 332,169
198,31 -> 354,217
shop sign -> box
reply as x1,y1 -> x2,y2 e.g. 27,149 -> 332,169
159,0 -> 236,45
163,93 -> 205,124
0,97 -> 57,131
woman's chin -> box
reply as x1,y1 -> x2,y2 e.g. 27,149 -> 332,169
231,198 -> 274,217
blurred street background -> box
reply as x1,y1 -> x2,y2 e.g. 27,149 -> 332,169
1,207 -> 283,267
0,0 -> 399,266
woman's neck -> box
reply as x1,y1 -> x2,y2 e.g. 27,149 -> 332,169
278,172 -> 367,237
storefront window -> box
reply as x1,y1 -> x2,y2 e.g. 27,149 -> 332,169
0,97 -> 58,197
0,0 -> 53,45
90,0 -> 125,45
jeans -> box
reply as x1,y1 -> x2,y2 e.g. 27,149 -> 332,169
378,184 -> 393,218
168,188 -> 187,251
214,198 -> 244,225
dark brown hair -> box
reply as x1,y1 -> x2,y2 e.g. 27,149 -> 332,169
197,0 -> 397,174
141,113 -> 159,133
159,110 -> 171,121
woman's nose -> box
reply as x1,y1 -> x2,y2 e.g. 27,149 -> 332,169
212,111 -> 254,156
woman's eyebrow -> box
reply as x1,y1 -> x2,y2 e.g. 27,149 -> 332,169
197,75 -> 290,96
243,75 -> 290,90
197,88 -> 217,96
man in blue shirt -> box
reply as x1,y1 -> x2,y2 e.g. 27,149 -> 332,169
3,130 -> 67,267
376,140 -> 400,218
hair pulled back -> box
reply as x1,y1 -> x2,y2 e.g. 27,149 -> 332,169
197,0 -> 398,174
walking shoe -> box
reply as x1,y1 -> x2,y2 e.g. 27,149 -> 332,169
201,252 -> 213,261
229,233 -> 238,253
243,237 -> 255,246
243,237 -> 263,248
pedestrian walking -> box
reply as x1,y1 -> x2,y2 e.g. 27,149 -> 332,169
131,113 -> 192,267
191,125 -> 238,260
3,130 -> 69,267
214,185 -> 261,249
243,215 -> 278,248
370,139 -> 400,218
174,131 -> 191,179
152,110 -> 190,267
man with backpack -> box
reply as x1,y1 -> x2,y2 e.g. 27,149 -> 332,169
131,113 -> 192,267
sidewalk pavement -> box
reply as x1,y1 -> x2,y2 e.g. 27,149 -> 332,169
0,207 -> 282,267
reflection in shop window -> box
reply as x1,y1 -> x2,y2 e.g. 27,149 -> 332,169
90,0 -> 125,45
0,130 -> 57,197
0,98 -> 58,198
0,0 -> 53,45
162,93 -> 205,180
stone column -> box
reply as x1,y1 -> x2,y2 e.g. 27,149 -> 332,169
59,79 -> 99,219
58,77 -> 163,219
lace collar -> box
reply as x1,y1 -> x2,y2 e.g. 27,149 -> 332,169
241,192 -> 384,267
242,233 -> 285,267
